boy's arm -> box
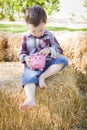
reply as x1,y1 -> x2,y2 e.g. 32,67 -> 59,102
49,36 -> 63,58
18,35 -> 29,63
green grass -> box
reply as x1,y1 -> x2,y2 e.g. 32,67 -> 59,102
47,26 -> 87,31
0,24 -> 28,33
0,23 -> 87,33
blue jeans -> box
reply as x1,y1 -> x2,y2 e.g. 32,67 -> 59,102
21,55 -> 68,87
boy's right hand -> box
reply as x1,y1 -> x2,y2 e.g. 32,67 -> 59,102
24,56 -> 30,68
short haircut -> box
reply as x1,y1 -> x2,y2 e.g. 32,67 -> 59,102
25,6 -> 47,26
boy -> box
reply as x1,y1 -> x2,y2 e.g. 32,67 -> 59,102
18,6 -> 68,110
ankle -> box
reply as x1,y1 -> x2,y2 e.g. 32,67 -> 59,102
26,98 -> 35,102
40,73 -> 46,80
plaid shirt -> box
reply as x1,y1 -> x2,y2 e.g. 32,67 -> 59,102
18,30 -> 63,63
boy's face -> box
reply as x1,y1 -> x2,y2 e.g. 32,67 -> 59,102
28,22 -> 46,38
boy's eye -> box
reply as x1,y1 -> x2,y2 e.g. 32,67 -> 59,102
40,30 -> 43,32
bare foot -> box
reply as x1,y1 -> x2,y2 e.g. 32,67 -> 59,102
39,75 -> 47,89
19,99 -> 37,110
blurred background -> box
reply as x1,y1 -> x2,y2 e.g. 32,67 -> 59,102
0,0 -> 87,28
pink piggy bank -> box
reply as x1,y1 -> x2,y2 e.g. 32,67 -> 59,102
29,53 -> 46,70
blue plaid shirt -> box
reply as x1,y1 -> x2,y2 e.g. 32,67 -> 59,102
18,30 -> 63,63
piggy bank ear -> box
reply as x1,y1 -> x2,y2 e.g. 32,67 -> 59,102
42,54 -> 46,58
44,54 -> 46,57
41,53 -> 46,57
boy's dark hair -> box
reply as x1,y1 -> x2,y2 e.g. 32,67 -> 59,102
25,6 -> 47,26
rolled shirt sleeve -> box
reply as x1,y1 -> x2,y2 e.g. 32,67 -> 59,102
49,35 -> 63,58
18,36 -> 29,63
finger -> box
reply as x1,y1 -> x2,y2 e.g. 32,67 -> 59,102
39,50 -> 44,53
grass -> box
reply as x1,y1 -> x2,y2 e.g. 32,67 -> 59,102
0,23 -> 87,33
47,26 -> 87,32
0,24 -> 27,33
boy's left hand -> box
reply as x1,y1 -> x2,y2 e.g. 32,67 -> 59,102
39,48 -> 51,56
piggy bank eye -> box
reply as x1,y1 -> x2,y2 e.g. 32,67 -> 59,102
39,57 -> 41,59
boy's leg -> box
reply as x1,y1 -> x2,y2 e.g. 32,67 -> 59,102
19,83 -> 37,110
39,63 -> 64,88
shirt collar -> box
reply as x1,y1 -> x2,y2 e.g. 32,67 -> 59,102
26,30 -> 49,38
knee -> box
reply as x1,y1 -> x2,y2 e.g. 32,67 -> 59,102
56,55 -> 68,67
62,56 -> 68,67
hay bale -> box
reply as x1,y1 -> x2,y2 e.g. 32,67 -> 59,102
54,31 -> 87,71
0,32 -> 23,61
7,33 -> 23,61
0,32 -> 8,61
0,62 -> 83,130
54,31 -> 87,94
